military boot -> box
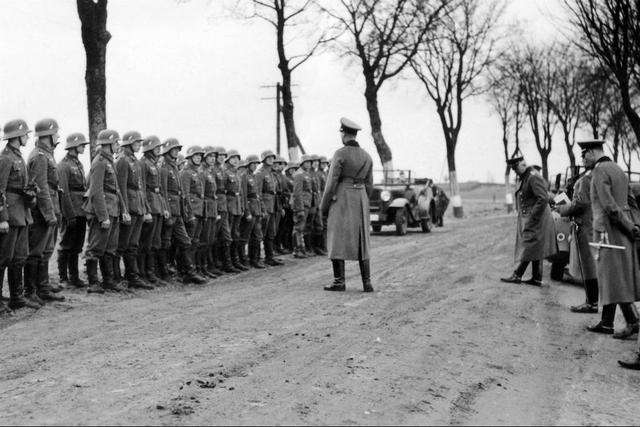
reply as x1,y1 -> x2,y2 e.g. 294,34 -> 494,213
230,242 -> 249,271
304,235 -> 315,256
124,254 -> 154,290
100,255 -> 126,292
8,265 -> 41,310
68,254 -> 87,288
57,249 -> 69,284
237,243 -> 251,270
200,249 -> 218,278
112,255 -> 124,285
23,260 -> 44,306
145,251 -> 160,284
180,250 -> 207,284
324,260 -> 346,292
85,258 -> 104,294
359,259 -> 374,293
313,234 -> 327,256
156,249 -> 171,281
37,260 -> 65,302
138,252 -> 148,282
206,247 -> 223,276
264,240 -> 284,266
250,241 -> 267,269
221,244 -> 241,273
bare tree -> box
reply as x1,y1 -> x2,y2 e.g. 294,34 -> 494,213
410,0 -> 503,217
321,0 -> 448,171
565,0 -> 640,143
580,61 -> 610,139
229,0 -> 336,161
77,0 -> 111,158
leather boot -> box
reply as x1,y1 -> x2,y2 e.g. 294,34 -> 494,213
145,251 -> 160,284
198,249 -> 216,278
238,243 -> 251,269
8,265 -> 41,310
230,242 -> 248,271
85,258 -> 104,294
112,255 -> 124,285
324,259 -> 345,291
293,233 -> 307,259
125,254 -> 154,290
213,244 -> 224,270
619,353 -> 640,370
222,244 -> 241,273
180,249 -> 207,284
23,260 -> 44,306
37,260 -> 65,302
250,241 -> 267,269
206,246 -> 223,276
57,249 -> 69,283
67,254 -> 87,288
138,252 -> 148,281
304,235 -> 315,256
313,234 -> 327,256
500,273 -> 521,284
156,249 -> 171,280
359,259 -> 373,292
264,240 -> 284,266
101,255 -> 126,292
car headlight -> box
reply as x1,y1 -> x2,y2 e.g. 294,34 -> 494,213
381,190 -> 391,202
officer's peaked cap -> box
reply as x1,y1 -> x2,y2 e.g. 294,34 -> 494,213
577,139 -> 605,150
340,117 -> 362,135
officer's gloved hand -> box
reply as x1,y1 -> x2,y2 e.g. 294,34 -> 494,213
143,213 -> 153,223
101,219 -> 111,229
246,214 -> 252,221
0,221 -> 8,234
122,213 -> 131,225
163,210 -> 170,219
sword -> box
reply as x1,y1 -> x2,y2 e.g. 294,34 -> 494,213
588,242 -> 626,250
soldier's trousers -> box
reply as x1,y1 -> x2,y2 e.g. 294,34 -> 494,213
28,210 -> 58,263
185,217 -> 204,258
215,211 -> 233,246
161,216 -> 191,250
59,216 -> 87,255
229,214 -> 242,243
0,226 -> 28,268
305,207 -> 323,237
293,208 -> 309,247
262,212 -> 277,244
85,216 -> 120,260
140,214 -> 163,253
240,215 -> 262,244
118,214 -> 144,258
277,208 -> 294,250
201,217 -> 216,248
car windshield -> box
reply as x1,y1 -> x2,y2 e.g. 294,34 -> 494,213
373,169 -> 413,186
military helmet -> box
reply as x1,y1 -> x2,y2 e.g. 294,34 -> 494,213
319,156 -> 329,164
310,154 -> 321,162
261,150 -> 276,162
97,129 -> 120,145
162,138 -> 182,155
34,118 -> 59,137
285,162 -> 299,171
212,146 -> 226,155
226,149 -> 240,162
238,160 -> 248,169
65,133 -> 88,150
245,154 -> 260,165
300,154 -> 313,164
185,145 -> 205,158
274,155 -> 287,165
2,119 -> 31,140
142,135 -> 161,152
121,130 -> 144,146
203,146 -> 217,157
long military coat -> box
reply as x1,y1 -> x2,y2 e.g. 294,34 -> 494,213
28,141 -> 60,222
116,150 -> 148,216
514,167 -> 557,263
84,150 -> 126,222
58,153 -> 87,219
0,145 -> 33,226
590,157 -> 640,304
557,171 -> 597,281
320,141 -> 373,261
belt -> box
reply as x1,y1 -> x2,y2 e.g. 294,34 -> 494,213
216,190 -> 226,195
105,189 -> 117,195
69,187 -> 85,192
247,194 -> 259,199
146,187 -> 160,193
263,190 -> 276,195
168,191 -> 182,196
226,191 -> 240,196
339,177 -> 365,185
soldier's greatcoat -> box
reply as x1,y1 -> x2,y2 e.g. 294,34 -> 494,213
320,141 -> 373,261
514,167 -> 557,263
590,157 -> 640,305
557,170 -> 597,280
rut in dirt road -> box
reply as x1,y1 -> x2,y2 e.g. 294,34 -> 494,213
2,214 -> 640,425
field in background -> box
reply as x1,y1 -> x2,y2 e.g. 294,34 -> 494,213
438,182 -> 510,219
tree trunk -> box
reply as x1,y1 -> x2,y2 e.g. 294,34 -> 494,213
501,122 -> 513,212
540,152 -> 549,182
561,123 -> 576,169
619,81 -> 640,144
77,0 -> 110,160
613,130 -> 620,163
446,145 -> 463,218
364,83 -> 393,171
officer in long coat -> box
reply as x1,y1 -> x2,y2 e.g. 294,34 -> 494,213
26,118 -> 64,303
139,135 -> 169,283
501,156 -> 557,286
58,132 -> 89,289
159,138 -> 205,285
116,131 -> 153,290
199,146 -> 222,277
181,146 -> 207,277
320,117 -> 374,293
83,130 -> 130,293
0,119 -> 40,311
292,155 -> 314,259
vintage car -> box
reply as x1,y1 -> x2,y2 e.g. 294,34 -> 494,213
368,170 -> 435,235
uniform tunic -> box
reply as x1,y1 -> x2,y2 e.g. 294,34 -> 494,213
292,168 -> 313,239
213,163 -> 232,245
200,164 -> 219,248
257,165 -> 278,244
160,156 -> 191,250
181,162 -> 205,250
58,153 -> 87,254
590,157 -> 640,304
224,164 -> 244,242
140,153 -> 166,252
320,141 -> 373,261
240,169 -> 263,244
514,167 -> 557,263
116,150 -> 148,257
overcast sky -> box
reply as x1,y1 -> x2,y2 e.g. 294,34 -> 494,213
0,0 -> 591,183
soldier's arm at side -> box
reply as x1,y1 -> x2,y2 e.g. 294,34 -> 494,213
58,162 -> 74,219
90,161 -> 109,222
526,174 -> 551,229
592,167 -> 635,233
0,156 -> 12,223
31,153 -> 56,222
141,162 -> 151,214
320,153 -> 343,214
180,169 -> 194,220
115,157 -> 130,213
365,156 -> 373,198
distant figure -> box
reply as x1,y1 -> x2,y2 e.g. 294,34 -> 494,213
320,117 -> 374,293
432,186 -> 449,227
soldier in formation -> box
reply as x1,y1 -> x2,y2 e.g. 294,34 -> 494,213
0,117 -> 360,314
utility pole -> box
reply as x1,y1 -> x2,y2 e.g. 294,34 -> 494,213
260,82 -> 300,158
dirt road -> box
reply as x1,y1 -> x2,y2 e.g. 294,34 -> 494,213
2,213 -> 640,425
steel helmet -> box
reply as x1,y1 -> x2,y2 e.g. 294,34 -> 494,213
142,135 -> 162,152
121,130 -> 144,146
310,154 -> 321,162
203,146 -> 217,157
300,154 -> 313,164
238,159 -> 248,169
185,145 -> 205,158
97,129 -> 120,145
274,155 -> 287,165
34,118 -> 59,138
245,154 -> 260,165
65,133 -> 88,150
212,146 -> 226,155
225,149 -> 240,162
285,162 -> 299,171
319,156 -> 329,164
162,138 -> 182,155
261,150 -> 276,162
2,119 -> 31,140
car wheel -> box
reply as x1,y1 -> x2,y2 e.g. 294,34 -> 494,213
420,218 -> 431,233
395,208 -> 408,236
372,225 -> 382,233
